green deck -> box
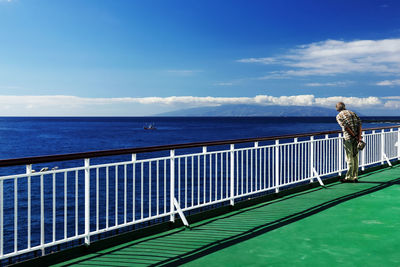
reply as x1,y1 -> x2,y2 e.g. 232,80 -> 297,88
54,165 -> 400,266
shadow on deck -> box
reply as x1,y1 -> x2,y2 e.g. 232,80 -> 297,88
51,165 -> 400,266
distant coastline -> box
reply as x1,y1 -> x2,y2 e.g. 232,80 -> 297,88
158,104 -> 353,117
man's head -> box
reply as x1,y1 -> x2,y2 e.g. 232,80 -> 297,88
336,102 -> 346,112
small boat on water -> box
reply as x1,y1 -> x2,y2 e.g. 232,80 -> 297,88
144,123 -> 156,130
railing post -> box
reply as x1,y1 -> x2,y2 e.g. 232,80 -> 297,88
26,164 -> 32,250
361,131 -> 366,171
202,146 -> 207,203
294,138 -> 298,182
230,144 -> 235,206
84,158 -> 90,245
132,154 -> 136,221
254,142 -> 258,191
338,133 -> 342,176
381,129 -> 384,164
275,140 -> 279,193
170,150 -> 175,222
310,136 -> 314,183
324,134 -> 328,175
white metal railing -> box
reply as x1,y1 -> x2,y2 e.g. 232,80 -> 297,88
0,126 -> 399,262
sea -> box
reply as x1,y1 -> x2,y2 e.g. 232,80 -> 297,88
1,116 -> 399,159
0,116 -> 399,260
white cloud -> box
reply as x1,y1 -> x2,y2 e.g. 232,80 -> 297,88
237,57 -> 277,64
305,81 -> 352,87
239,38 -> 400,77
314,96 -> 382,108
0,94 -> 388,116
381,96 -> 400,100
384,101 -> 400,109
376,79 -> 400,86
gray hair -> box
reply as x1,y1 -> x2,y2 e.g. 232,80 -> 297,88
336,102 -> 346,111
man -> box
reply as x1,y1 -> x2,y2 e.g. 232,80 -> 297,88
336,102 -> 362,183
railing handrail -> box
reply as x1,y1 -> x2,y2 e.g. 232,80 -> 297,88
0,125 -> 398,168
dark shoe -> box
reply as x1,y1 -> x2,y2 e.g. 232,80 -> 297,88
340,178 -> 355,183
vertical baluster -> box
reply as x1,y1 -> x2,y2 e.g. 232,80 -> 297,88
132,154 -> 136,222
280,146 -> 283,185
241,150 -> 243,194
362,132 -> 366,171
366,133 -> 370,165
84,158 -> 90,245
290,143 -> 293,183
237,151 -> 240,194
178,158 -> 180,205
149,161 -> 151,218
269,147 -> 272,188
338,133 -> 342,175
14,177 -> 18,252
275,140 -> 279,193
250,148 -> 253,192
170,150 -> 175,222
294,139 -> 298,182
371,132 -> 374,162
185,157 -> 187,208
325,135 -> 329,175
141,162 -> 143,220
106,166 -> 109,228
74,170 -> 78,236
230,144 -> 235,205
254,142 -> 258,191
226,152 -> 228,198
157,160 -> 159,216
330,139 -> 333,173
290,144 -> 292,183
209,154 -> 212,202
259,147 -> 262,190
246,150 -> 248,193
287,144 -> 289,184
215,153 -> 217,201
197,155 -> 200,205
96,168 -> 99,231
124,164 -> 127,224
203,147 -> 206,204
301,142 -> 304,180
283,144 -> 286,184
261,147 -> 264,188
191,156 -> 194,207
381,129 -> 385,164
164,159 -> 166,214
41,174 -> 45,254
52,172 -> 55,243
221,153 -> 223,198
27,165 -> 32,248
310,136 -> 314,182
374,130 -> 377,163
115,165 -> 118,226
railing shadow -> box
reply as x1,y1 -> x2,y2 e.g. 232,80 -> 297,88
60,169 -> 400,266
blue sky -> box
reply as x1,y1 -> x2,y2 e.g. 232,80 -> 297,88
0,0 -> 400,115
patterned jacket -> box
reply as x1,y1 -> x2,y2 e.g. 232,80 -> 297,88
336,110 -> 361,140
